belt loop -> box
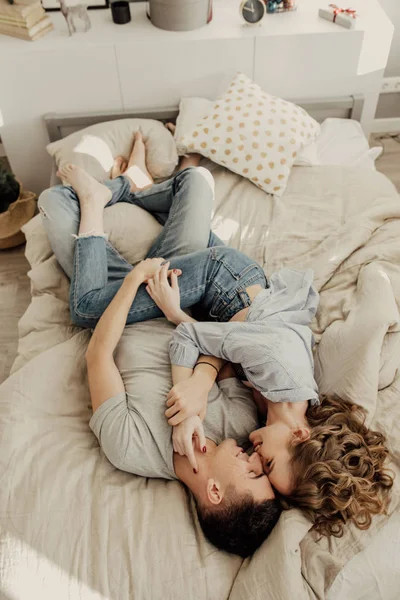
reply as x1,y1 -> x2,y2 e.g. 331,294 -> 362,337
238,288 -> 252,308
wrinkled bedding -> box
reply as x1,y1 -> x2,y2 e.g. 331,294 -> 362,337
1,164 -> 400,600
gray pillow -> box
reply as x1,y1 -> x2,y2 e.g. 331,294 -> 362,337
47,118 -> 178,182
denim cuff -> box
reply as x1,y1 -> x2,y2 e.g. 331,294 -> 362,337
72,231 -> 109,240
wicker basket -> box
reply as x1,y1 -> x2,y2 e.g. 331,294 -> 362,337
0,184 -> 37,250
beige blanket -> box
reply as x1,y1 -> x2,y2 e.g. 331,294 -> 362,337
1,165 -> 400,600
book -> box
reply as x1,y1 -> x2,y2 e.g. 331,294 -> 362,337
0,5 -> 47,28
0,0 -> 43,19
8,0 -> 42,6
0,24 -> 53,40
0,14 -> 53,39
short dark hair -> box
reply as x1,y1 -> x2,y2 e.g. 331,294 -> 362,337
196,486 -> 281,557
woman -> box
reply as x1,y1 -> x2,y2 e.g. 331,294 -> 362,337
140,243 -> 394,539
39,132 -> 393,538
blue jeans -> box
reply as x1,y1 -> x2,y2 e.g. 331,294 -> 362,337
38,167 -> 267,328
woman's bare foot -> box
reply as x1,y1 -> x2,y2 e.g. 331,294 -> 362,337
111,155 -> 128,179
58,164 -> 112,207
125,131 -> 154,190
165,122 -> 176,135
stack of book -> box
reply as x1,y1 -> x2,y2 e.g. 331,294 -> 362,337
0,0 -> 54,41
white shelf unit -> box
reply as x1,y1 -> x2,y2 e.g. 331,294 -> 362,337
0,0 -> 394,193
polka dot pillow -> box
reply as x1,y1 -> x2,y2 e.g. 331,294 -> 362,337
180,73 -> 321,197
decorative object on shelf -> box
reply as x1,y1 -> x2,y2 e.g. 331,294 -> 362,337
266,0 -> 296,14
111,0 -> 130,24
0,0 -> 53,40
240,0 -> 265,25
0,167 -> 37,250
148,0 -> 212,32
59,0 -> 91,35
41,0 -> 108,11
318,4 -> 357,29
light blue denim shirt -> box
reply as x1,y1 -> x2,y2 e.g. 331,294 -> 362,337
169,268 -> 320,406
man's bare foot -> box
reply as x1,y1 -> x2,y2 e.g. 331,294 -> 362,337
111,155 -> 128,179
58,164 -> 112,207
125,131 -> 154,189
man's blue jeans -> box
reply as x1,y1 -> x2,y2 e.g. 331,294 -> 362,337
38,167 -> 267,328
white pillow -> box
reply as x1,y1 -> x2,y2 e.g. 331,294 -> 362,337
316,118 -> 382,168
293,142 -> 320,166
47,119 -> 178,183
175,95 -> 321,168
178,75 -> 320,196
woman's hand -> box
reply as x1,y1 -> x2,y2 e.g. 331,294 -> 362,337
130,258 -> 181,285
165,371 -> 210,426
172,415 -> 207,473
145,262 -> 182,323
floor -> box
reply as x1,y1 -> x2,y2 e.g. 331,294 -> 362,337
0,246 -> 31,383
0,134 -> 399,384
370,133 -> 400,192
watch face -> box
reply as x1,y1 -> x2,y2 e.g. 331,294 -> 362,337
241,0 -> 265,24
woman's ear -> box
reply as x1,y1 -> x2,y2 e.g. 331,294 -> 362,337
206,479 -> 223,506
292,427 -> 310,444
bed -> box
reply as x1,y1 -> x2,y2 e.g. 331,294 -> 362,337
1,97 -> 400,600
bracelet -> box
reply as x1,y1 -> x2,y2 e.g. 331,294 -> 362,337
195,361 -> 219,375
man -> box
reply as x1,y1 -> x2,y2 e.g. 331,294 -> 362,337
86,272 -> 280,558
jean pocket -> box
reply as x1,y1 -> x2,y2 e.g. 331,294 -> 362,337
209,288 -> 251,322
211,247 -> 264,282
219,295 -> 248,322
235,263 -> 264,281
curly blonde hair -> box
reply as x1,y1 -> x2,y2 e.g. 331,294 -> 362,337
281,396 -> 394,537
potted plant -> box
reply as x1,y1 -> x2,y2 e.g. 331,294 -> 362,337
0,166 -> 37,249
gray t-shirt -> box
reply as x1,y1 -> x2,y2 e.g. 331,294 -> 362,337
90,377 -> 258,481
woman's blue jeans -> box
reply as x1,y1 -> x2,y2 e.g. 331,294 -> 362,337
38,167 -> 267,328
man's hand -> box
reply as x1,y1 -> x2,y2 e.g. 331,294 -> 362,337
130,258 -> 181,285
172,416 -> 207,473
165,370 -> 212,426
145,262 -> 182,323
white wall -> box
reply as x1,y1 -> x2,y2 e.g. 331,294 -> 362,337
375,1 -> 400,120
376,92 -> 400,118
379,0 -> 400,76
